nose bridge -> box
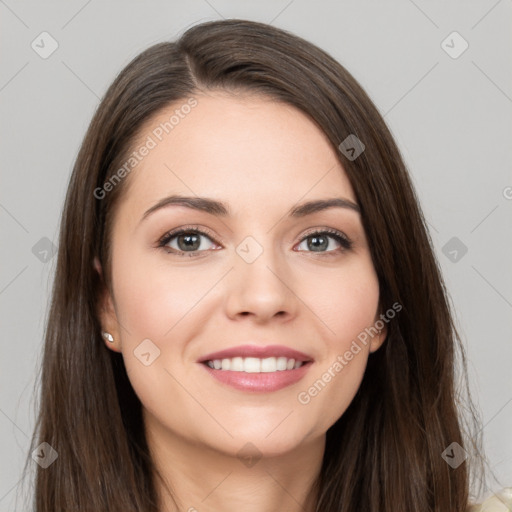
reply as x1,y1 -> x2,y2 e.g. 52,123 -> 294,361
235,232 -> 284,288
225,231 -> 296,320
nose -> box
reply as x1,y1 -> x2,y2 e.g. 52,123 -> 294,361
224,239 -> 298,324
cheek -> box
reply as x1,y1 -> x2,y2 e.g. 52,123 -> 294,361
111,248 -> 212,342
299,255 -> 380,347
109,244 -> 227,398
293,257 -> 380,432
110,248 -> 212,423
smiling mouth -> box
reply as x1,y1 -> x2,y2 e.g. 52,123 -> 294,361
204,356 -> 308,373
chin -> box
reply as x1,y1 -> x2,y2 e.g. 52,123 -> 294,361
207,427 -> 312,460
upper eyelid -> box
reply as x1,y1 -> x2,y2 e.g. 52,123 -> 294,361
158,225 -> 219,245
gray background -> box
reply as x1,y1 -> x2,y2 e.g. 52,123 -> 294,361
1,0 -> 511,509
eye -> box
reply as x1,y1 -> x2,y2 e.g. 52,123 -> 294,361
157,226 -> 353,258
295,229 -> 353,255
157,226 -> 219,257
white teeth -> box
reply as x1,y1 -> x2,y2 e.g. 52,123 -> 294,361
261,357 -> 276,372
231,357 -> 244,371
276,357 -> 288,370
206,356 -> 305,373
244,357 -> 261,373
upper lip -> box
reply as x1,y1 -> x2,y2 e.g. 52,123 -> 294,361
198,344 -> 314,363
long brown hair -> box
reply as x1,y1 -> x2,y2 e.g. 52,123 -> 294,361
20,18 -> 488,511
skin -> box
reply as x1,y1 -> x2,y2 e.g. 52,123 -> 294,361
95,91 -> 387,512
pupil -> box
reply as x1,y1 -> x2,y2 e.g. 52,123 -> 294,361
309,235 -> 327,251
179,233 -> 200,251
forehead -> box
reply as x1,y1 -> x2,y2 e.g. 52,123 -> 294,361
118,92 -> 356,217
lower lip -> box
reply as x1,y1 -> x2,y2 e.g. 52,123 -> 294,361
199,361 -> 313,392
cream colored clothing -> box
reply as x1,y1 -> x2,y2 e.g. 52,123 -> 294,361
467,488 -> 512,511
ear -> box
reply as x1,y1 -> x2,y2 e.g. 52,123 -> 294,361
94,256 -> 122,353
369,310 -> 388,354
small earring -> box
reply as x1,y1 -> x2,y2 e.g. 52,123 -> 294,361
102,331 -> 114,343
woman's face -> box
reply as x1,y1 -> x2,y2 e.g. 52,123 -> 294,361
97,91 -> 385,459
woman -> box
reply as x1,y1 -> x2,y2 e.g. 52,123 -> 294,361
22,18 -> 496,511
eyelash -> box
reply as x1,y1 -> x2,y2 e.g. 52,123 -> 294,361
157,224 -> 353,258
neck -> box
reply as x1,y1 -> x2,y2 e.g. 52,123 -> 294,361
144,412 -> 325,512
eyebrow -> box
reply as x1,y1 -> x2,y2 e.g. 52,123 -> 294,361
140,194 -> 360,223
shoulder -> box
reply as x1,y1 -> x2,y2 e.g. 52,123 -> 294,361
466,487 -> 512,511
